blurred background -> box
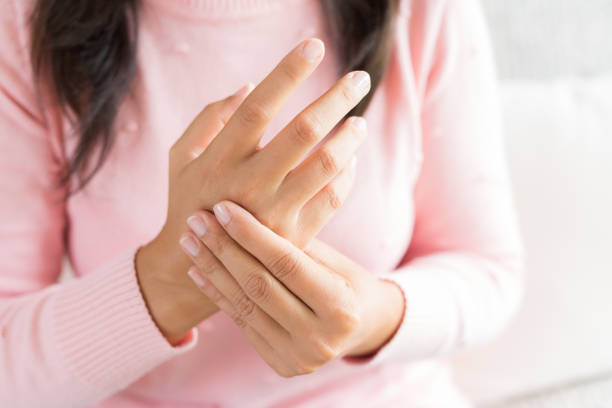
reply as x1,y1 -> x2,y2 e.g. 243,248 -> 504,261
451,0 -> 612,407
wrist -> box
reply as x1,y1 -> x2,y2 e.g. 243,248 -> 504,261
135,230 -> 218,344
347,278 -> 405,357
378,278 -> 405,340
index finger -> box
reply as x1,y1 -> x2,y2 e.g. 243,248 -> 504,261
206,38 -> 326,159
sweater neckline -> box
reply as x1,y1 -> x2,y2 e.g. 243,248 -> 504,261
146,0 -> 303,20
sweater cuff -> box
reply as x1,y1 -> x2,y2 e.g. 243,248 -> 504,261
341,264 -> 458,366
49,247 -> 198,395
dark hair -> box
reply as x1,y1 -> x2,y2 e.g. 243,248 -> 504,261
30,0 -> 400,192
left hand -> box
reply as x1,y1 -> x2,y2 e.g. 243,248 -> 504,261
178,200 -> 405,377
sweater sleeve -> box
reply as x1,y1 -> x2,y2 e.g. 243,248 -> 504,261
342,0 -> 526,366
0,1 -> 197,406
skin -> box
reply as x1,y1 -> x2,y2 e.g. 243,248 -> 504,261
181,201 -> 405,377
135,38 -> 405,370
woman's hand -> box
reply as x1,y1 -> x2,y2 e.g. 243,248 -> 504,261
179,201 -> 405,377
136,38 -> 371,343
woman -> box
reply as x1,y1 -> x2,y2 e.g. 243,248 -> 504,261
0,0 -> 526,406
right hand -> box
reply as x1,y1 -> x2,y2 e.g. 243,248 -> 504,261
136,38 -> 372,343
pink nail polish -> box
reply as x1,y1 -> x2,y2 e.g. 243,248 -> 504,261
188,267 -> 207,288
299,38 -> 324,63
213,203 -> 231,225
180,235 -> 200,256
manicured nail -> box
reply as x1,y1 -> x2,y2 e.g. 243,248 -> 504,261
348,71 -> 371,94
187,215 -> 207,237
188,266 -> 207,288
348,116 -> 367,133
299,38 -> 324,63
233,83 -> 252,99
229,83 -> 254,109
213,203 -> 231,225
180,235 -> 200,256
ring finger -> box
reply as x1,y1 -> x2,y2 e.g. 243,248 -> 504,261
278,115 -> 366,205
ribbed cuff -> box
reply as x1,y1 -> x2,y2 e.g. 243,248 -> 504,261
341,265 -> 458,366
50,247 -> 198,395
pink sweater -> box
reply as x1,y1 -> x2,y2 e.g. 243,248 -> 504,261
0,0 -> 526,406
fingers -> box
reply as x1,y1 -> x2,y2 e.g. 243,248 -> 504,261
181,231 -> 290,346
297,156 -> 357,237
208,201 -> 339,313
170,84 -> 253,168
254,71 -> 370,181
206,38 -> 325,159
182,211 -> 314,332
187,267 -> 294,378
278,116 -> 365,205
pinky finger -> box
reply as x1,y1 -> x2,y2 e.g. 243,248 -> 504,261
298,155 -> 357,235
187,267 -> 295,378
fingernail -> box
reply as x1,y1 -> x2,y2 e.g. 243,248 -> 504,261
348,116 -> 367,133
351,155 -> 357,170
187,215 -> 207,237
299,38 -> 324,63
188,266 -> 207,288
213,203 -> 231,225
232,83 -> 252,99
348,71 -> 371,94
180,235 -> 200,256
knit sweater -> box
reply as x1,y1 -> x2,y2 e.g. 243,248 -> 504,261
0,0 -> 525,406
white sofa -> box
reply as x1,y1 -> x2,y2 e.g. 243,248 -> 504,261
451,1 -> 612,406
452,76 -> 612,406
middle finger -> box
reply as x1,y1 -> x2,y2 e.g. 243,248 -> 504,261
252,70 -> 371,182
205,38 -> 326,160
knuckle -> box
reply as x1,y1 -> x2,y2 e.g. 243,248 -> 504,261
276,366 -> 295,378
323,184 -> 343,210
197,254 -> 217,275
230,311 -> 248,329
206,227 -> 233,256
294,359 -> 318,376
330,304 -> 361,334
306,336 -> 338,363
292,112 -> 323,146
206,235 -> 226,257
299,366 -> 316,376
268,252 -> 301,281
229,176 -> 266,206
238,102 -> 270,127
318,148 -> 340,177
244,274 -> 270,302
232,290 -> 256,319
278,61 -> 302,84
210,102 -> 229,127
206,286 -> 224,303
